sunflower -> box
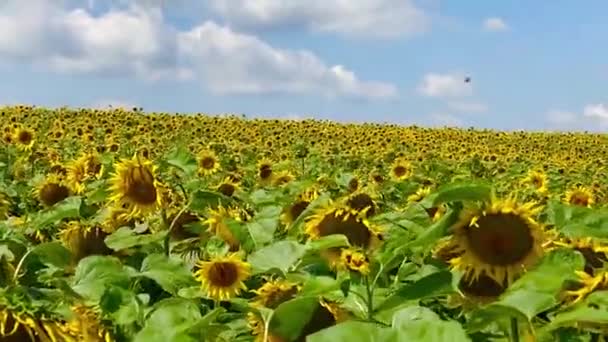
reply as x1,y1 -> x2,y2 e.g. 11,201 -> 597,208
442,196 -> 546,286
339,248 -> 370,275
167,210 -> 202,240
280,188 -> 318,227
65,304 -> 113,342
59,221 -> 111,263
564,185 -> 594,207
65,157 -> 88,194
390,157 -> 412,181
343,189 -> 378,218
204,206 -> 242,251
193,252 -> 251,301
447,273 -> 507,310
407,186 -> 432,204
101,206 -> 135,233
549,237 -> 608,275
197,149 -> 220,176
0,307 -> 75,342
563,271 -> 608,305
522,170 -> 549,195
13,127 -> 35,151
108,154 -> 162,219
251,278 -> 301,308
35,174 -> 71,207
272,170 -> 295,187
257,158 -> 273,184
216,177 -> 240,197
304,201 -> 383,250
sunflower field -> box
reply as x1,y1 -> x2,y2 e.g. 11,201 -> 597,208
1,104 -> 608,341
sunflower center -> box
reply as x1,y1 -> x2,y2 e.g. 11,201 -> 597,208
393,166 -> 407,177
289,201 -> 310,220
126,167 -> 157,205
346,194 -> 375,216
466,213 -> 534,266
218,183 -> 236,197
259,168 -> 272,180
201,157 -> 216,170
40,183 -> 70,206
207,261 -> 239,287
317,212 -> 372,248
577,247 -> 608,274
459,273 -> 506,298
532,176 -> 543,188
17,130 -> 32,144
570,193 -> 591,206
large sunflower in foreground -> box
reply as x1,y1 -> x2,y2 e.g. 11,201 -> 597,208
194,252 -> 251,301
108,155 -> 162,219
442,196 -> 546,286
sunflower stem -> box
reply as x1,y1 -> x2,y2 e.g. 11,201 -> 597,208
13,248 -> 33,283
364,275 -> 374,321
510,317 -> 520,342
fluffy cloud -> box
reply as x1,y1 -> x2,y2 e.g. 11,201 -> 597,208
483,17 -> 509,32
0,1 -> 396,100
546,105 -> 608,131
418,73 -> 473,98
447,101 -> 487,113
583,103 -> 608,121
206,0 -> 430,39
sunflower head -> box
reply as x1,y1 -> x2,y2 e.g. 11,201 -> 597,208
59,221 -> 112,263
108,154 -> 162,219
447,273 -> 507,310
193,252 -> 251,301
257,158 -> 273,182
522,170 -> 548,194
390,157 -> 412,181
204,206 -> 243,251
564,185 -> 594,207
197,149 -> 220,176
65,304 -> 114,342
339,248 -> 370,275
216,177 -> 240,197
168,210 -> 202,240
35,174 -> 71,207
444,196 -> 546,286
280,188 -> 319,227
549,237 -> 608,275
251,278 -> 301,308
272,170 -> 295,187
304,201 -> 383,250
563,271 -> 608,305
13,127 -> 35,150
0,307 -> 78,341
407,186 -> 432,204
343,189 -> 378,217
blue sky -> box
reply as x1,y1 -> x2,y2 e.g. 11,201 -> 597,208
0,0 -> 607,131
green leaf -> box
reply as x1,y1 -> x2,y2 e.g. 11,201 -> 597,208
376,270 -> 453,312
31,196 -> 82,229
247,205 -> 281,247
391,306 -> 471,342
104,227 -> 167,251
248,240 -> 306,274
305,234 -> 350,252
134,298 -> 202,342
99,286 -> 145,326
298,276 -> 341,296
467,248 -> 584,332
431,182 -> 492,206
140,254 -> 197,295
190,190 -> 234,212
30,241 -> 71,268
404,207 -> 460,250
307,321 -> 394,341
166,146 -> 198,177
269,296 -> 320,340
72,255 -> 137,301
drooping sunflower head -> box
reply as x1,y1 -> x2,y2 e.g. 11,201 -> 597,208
390,157 -> 412,181
167,210 -> 202,240
108,154 -> 162,219
251,278 -> 301,308
204,205 -> 242,251
272,170 -> 295,187
343,189 -> 378,218
65,304 -> 114,342
101,205 -> 136,233
34,173 -> 71,207
59,221 -> 112,263
564,185 -> 594,208
197,149 -> 220,176
304,201 -> 383,250
0,307 -> 76,342
444,196 -> 546,286
549,237 -> 608,275
407,186 -> 432,204
563,271 -> 608,305
447,273 -> 507,310
257,158 -> 273,182
193,252 -> 251,301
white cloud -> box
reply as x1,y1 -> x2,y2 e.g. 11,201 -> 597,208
546,110 -> 578,125
483,17 -> 509,32
206,0 -> 430,39
418,73 -> 472,98
0,1 -> 396,100
447,101 -> 487,113
583,103 -> 608,121
178,22 -> 397,98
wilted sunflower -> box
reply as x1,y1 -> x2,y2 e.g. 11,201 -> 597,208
194,252 -> 251,301
59,221 -> 112,263
280,188 -> 318,228
564,185 -> 594,207
108,155 -> 162,219
13,127 -> 35,151
443,196 -> 546,286
35,174 -> 71,207
204,206 -> 242,251
197,149 -> 220,176
390,157 -> 412,181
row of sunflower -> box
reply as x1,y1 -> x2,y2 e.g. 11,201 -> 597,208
0,105 -> 607,341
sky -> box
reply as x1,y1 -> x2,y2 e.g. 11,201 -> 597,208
1,0 -> 607,132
